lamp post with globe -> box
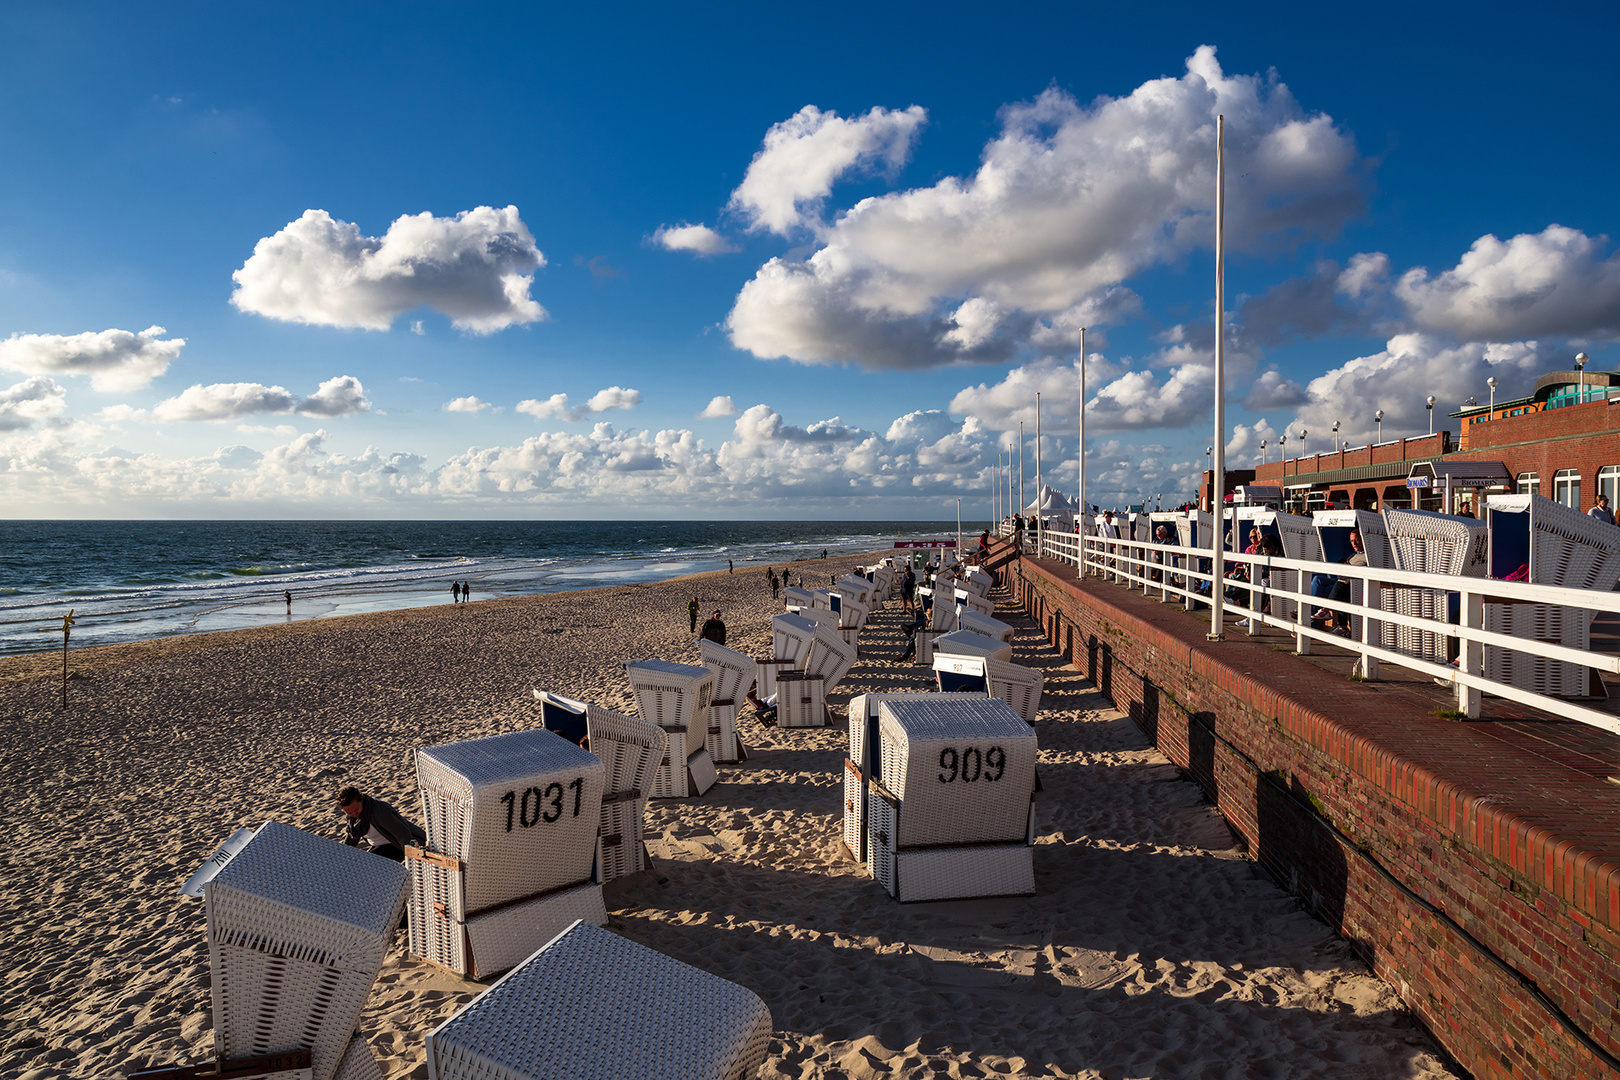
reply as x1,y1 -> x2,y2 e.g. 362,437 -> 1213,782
1427,396 -> 1437,435
1577,351 -> 1590,404
1375,409 -> 1384,445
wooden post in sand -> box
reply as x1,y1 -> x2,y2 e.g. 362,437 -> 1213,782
59,609 -> 75,708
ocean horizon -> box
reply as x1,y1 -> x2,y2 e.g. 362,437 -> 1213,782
0,518 -> 984,656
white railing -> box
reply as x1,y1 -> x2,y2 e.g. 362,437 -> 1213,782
1020,530 -> 1620,733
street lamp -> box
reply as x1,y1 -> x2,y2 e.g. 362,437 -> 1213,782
1300,428 -> 1308,457
1576,351 -> 1590,403
1487,376 -> 1497,415
1279,432 -> 1288,459
1426,395 -> 1437,435
1331,420 -> 1341,451
1375,409 -> 1384,444
1259,438 -> 1267,463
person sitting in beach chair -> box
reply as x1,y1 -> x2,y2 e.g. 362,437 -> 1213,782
745,682 -> 777,726
338,786 -> 426,862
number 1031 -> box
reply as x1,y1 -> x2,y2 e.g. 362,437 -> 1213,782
499,778 -> 585,830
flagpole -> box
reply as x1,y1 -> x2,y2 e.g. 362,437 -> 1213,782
1035,391 -> 1044,558
1018,421 -> 1025,525
1077,325 -> 1087,575
1209,114 -> 1227,641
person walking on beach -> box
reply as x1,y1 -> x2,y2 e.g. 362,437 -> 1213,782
462,580 -> 471,602
700,610 -> 727,645
451,581 -> 460,603
338,786 -> 426,862
284,590 -> 292,613
901,566 -> 917,613
688,596 -> 700,633
728,559 -> 734,574
768,569 -> 778,599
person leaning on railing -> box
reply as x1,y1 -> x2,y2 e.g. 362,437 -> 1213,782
1309,529 -> 1366,636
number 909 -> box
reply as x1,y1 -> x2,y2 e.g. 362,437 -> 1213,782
938,745 -> 1005,783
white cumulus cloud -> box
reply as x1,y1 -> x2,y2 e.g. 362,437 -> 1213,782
517,386 -> 642,422
726,47 -> 1367,370
1286,334 -> 1542,445
0,377 -> 68,431
143,375 -> 371,422
700,395 -> 739,418
0,326 -> 184,391
1394,225 -> 1620,341
443,396 -> 494,413
231,206 -> 547,333
652,223 -> 738,256
727,105 -> 927,236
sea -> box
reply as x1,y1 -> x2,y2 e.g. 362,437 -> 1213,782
0,520 -> 979,657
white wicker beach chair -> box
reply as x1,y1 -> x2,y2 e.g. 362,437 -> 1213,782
770,612 -> 820,670
411,729 -> 608,977
531,690 -> 590,746
931,655 -> 1044,723
802,617 -> 856,693
1237,510 -> 1321,620
866,698 -> 1038,902
203,821 -> 408,1080
1484,494 -> 1620,697
775,670 -> 827,728
426,922 -> 773,1080
780,586 -> 817,610
698,639 -> 756,762
961,567 -> 994,599
954,587 -> 994,618
583,704 -> 666,883
934,628 -> 1013,662
1382,509 -> 1488,662
1311,510 -> 1391,642
625,659 -> 718,799
915,586 -> 956,632
836,575 -> 875,609
956,608 -> 1016,645
331,1036 -> 382,1080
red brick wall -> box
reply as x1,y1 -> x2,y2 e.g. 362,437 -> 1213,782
1010,551 -> 1620,1080
1450,399 -> 1620,507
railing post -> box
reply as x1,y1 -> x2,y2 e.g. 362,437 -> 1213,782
1247,560 -> 1259,635
1184,551 -> 1196,611
1458,589 -> 1482,718
1357,577 -> 1379,681
1296,567 -> 1312,655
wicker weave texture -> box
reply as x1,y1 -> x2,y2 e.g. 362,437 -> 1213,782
707,703 -> 743,764
934,630 -> 1012,661
924,589 -> 956,632
776,673 -> 826,728
781,586 -> 816,609
843,759 -> 866,864
836,576 -> 874,607
462,881 -> 608,979
626,660 -> 715,734
416,730 -> 604,910
426,920 -> 772,1080
803,620 -> 856,690
876,699 -> 1036,847
330,1036 -> 381,1080
699,639 -> 757,703
956,609 -> 1016,644
847,692 -> 988,778
205,822 -> 407,1080
650,729 -> 697,799
954,590 -> 994,618
408,858 -> 466,973
770,613 -> 819,669
1384,509 -> 1489,576
583,705 -> 662,881
892,843 -> 1035,902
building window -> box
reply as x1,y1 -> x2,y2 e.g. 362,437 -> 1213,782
1554,469 -> 1581,508
1599,466 -> 1620,511
1516,471 -> 1539,495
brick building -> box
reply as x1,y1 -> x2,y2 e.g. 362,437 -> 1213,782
1199,368 -> 1620,515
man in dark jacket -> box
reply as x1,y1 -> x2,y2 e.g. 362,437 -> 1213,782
699,610 -> 727,645
339,786 -> 425,861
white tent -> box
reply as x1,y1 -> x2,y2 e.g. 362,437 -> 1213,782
1023,485 -> 1078,528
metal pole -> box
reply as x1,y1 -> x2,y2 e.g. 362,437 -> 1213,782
1035,392 -> 1044,558
1078,326 -> 1087,571
1209,113 -> 1227,641
956,498 -> 962,553
1018,421 -> 1025,524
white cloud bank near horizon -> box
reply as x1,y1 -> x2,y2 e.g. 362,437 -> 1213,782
231,206 -> 547,333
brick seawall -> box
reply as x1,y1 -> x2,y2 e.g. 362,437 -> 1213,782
1001,544 -> 1620,1079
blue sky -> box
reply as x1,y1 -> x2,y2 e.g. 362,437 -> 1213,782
2,2 -> 1617,518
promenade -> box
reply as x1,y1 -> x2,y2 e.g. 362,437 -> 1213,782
994,538 -> 1620,1080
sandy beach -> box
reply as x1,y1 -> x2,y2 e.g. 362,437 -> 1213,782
0,552 -> 1457,1079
